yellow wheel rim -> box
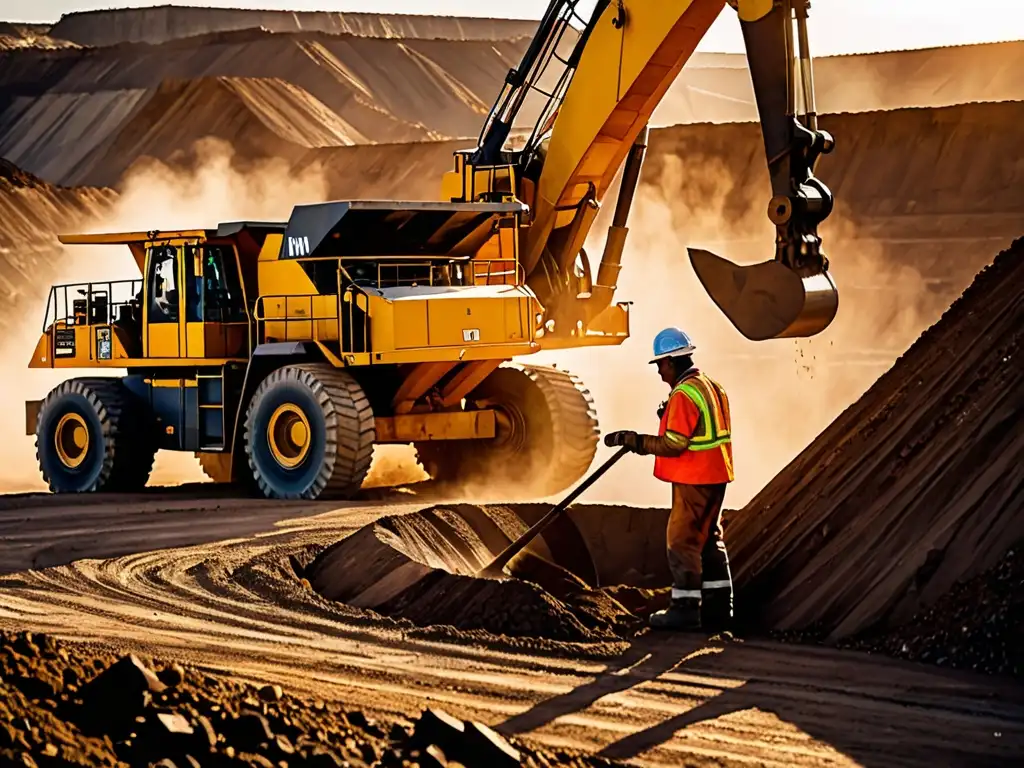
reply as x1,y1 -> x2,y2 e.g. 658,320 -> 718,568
267,403 -> 311,469
54,413 -> 90,469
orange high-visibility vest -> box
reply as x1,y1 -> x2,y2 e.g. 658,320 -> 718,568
653,371 -> 734,485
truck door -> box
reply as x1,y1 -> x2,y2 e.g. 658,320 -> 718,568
198,244 -> 249,358
143,244 -> 184,358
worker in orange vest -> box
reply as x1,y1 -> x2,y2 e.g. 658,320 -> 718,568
605,327 -> 734,632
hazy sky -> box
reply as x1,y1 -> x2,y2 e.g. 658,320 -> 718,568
4,0 -> 1024,55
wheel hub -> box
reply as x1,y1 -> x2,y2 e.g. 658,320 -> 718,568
54,413 -> 89,469
489,401 -> 528,454
268,404 -> 311,469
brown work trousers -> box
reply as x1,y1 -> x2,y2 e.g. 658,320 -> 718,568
667,482 -> 729,592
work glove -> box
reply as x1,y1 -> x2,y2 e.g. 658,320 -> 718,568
604,430 -> 642,452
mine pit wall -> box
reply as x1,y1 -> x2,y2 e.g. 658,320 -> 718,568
0,30 -> 532,181
6,35 -> 1024,190
728,236 -> 1024,641
48,8 -> 540,47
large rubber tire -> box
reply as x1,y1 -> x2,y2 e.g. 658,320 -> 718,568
35,378 -> 156,493
244,364 -> 375,500
416,364 -> 598,499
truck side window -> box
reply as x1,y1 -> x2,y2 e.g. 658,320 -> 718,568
185,245 -> 203,322
147,245 -> 179,323
203,246 -> 246,323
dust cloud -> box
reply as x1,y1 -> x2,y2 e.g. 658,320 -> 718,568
1,140 -> 949,503
531,154 -> 948,509
0,139 -> 331,492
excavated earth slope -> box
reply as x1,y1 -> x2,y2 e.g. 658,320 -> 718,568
729,237 -> 1024,641
80,76 -> 372,187
0,22 -> 76,50
643,101 -> 1024,301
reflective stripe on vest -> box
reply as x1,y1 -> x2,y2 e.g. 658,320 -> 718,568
674,373 -> 731,452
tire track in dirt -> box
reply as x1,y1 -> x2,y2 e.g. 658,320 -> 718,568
0,495 -> 1022,767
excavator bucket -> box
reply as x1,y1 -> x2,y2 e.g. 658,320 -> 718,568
689,248 -> 839,341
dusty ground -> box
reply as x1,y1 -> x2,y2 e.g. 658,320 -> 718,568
1,491 -> 1022,767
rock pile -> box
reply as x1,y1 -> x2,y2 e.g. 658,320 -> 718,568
0,630 -> 624,767
846,544 -> 1024,678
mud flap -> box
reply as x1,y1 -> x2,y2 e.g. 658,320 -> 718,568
689,248 -> 839,340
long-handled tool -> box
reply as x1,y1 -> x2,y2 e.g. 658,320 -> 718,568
476,446 -> 630,578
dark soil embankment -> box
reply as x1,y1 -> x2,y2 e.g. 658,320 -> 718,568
305,503 -> 672,644
0,629 -> 622,767
729,237 -> 1024,642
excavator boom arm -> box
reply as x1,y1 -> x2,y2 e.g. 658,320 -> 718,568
454,0 -> 838,342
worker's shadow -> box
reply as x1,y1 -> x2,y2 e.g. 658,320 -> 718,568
496,632 -> 724,737
496,635 -> 1024,767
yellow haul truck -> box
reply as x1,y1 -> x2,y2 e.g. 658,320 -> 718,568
26,0 -> 838,499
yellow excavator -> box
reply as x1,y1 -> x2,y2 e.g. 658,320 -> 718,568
25,0 -> 837,499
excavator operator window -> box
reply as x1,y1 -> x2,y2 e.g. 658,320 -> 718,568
147,245 -> 179,324
202,245 -> 246,323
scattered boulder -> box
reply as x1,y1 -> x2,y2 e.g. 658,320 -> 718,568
258,683 -> 283,702
75,654 -> 166,734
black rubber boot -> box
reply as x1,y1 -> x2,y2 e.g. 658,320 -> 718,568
649,598 -> 701,631
701,588 -> 733,633
701,522 -> 733,633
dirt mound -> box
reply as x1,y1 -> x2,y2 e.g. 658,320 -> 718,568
306,503 -> 671,643
50,6 -> 540,46
728,237 -> 1024,641
0,629 -> 617,768
847,543 -> 1024,677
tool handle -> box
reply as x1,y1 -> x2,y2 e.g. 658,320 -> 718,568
478,446 -> 630,577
